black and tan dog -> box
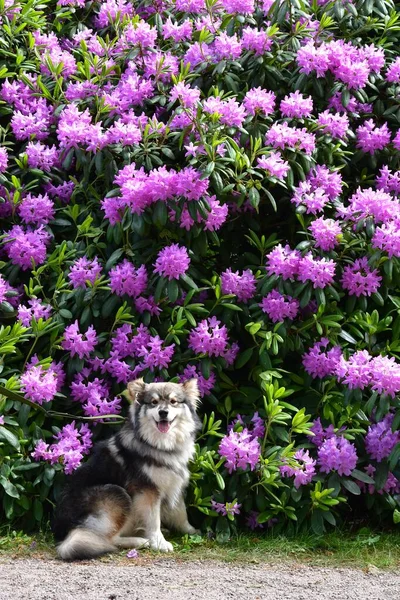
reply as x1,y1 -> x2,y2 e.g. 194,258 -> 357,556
52,378 -> 201,560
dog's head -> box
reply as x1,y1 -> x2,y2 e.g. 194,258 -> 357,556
127,378 -> 201,450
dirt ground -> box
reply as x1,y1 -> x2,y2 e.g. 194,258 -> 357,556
1,557 -> 399,600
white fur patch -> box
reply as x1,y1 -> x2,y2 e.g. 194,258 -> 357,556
83,511 -> 113,536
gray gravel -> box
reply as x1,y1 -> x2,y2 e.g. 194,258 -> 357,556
1,558 -> 399,600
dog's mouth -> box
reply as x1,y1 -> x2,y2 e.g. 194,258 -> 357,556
156,418 -> 175,433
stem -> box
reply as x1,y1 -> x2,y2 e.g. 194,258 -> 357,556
23,336 -> 39,370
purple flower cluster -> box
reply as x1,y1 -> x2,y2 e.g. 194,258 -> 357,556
62,321 -> 98,359
219,428 -> 261,473
17,299 -> 52,326
220,268 -> 257,303
266,245 -> 336,289
280,449 -> 316,488
365,414 -> 400,463
318,435 -> 358,476
154,244 -> 190,280
20,362 -> 58,405
260,290 -> 299,323
188,317 -> 237,362
211,500 -> 241,517
109,260 -> 147,297
341,258 -> 382,297
179,364 -> 216,398
69,257 -> 102,289
303,338 -> 342,379
32,421 -> 92,474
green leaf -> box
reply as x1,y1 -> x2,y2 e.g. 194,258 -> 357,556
311,510 -> 325,535
0,426 -> 20,450
342,479 -> 361,495
235,347 -> 254,369
1,478 -> 20,499
33,498 -> 43,522
375,462 -> 389,491
180,274 -> 198,290
216,473 -> 225,490
221,303 -> 242,312
167,279 -> 179,303
352,469 -> 374,484
105,248 -> 124,271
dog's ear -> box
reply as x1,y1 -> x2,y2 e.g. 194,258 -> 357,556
182,378 -> 200,409
127,378 -> 146,403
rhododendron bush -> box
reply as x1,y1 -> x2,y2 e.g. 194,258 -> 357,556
1,0 -> 400,536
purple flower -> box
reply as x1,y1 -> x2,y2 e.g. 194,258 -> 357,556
243,87 -> 275,116
0,147 -> 8,172
370,355 -> 400,398
71,372 -> 122,417
26,142 -> 59,171
110,260 -> 147,297
0,415 -> 4,425
303,338 -> 342,379
266,244 -> 301,280
18,193 -> 55,226
297,254 -> 336,289
318,435 -> 358,476
309,217 -> 342,251
4,225 -> 51,270
280,91 -> 313,119
356,119 -> 391,154
219,429 -> 260,473
69,257 -> 102,288
179,364 -> 216,398
170,82 -> 200,108
291,181 -> 329,215
372,219 -> 400,258
154,244 -> 190,280
341,258 -> 382,297
336,350 -> 372,390
32,421 -> 92,474
317,110 -> 349,139
137,335 -> 175,371
20,363 -> 58,405
211,500 -> 241,517
126,549 -> 139,559
386,57 -> 400,83
307,165 -> 342,200
17,299 -> 52,326
338,187 -> 399,225
260,290 -> 299,323
257,152 -> 289,179
242,27 -> 273,55
280,449 -> 316,488
297,40 -> 330,77
365,414 -> 400,463
308,418 -> 336,448
220,268 -> 256,303
62,321 -> 98,359
188,317 -> 229,357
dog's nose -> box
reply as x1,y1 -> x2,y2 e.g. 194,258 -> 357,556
158,409 -> 169,419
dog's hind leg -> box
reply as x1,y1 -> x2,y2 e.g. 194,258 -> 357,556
56,484 -> 131,561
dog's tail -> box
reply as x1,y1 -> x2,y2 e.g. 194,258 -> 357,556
57,528 -> 116,560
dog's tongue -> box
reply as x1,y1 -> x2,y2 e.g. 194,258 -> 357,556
157,420 -> 170,433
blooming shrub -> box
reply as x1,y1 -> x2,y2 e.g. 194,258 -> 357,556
0,0 -> 400,536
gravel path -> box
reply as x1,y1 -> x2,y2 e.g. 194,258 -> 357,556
1,558 -> 399,600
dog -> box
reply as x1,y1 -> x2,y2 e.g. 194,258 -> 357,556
52,378 -> 201,560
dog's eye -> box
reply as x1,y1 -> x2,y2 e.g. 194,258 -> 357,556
170,398 -> 177,405
151,399 -> 158,406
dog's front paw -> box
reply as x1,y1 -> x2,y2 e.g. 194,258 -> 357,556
149,535 -> 174,553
